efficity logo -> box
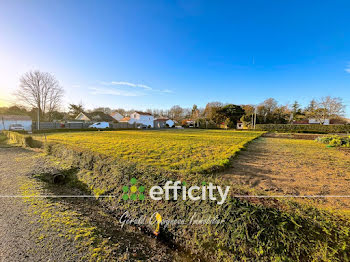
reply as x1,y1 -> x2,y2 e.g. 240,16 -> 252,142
122,178 -> 230,205
122,178 -> 146,201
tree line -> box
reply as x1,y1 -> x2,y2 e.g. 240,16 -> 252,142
1,70 -> 347,127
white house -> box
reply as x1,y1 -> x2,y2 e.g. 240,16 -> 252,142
110,111 -> 124,121
129,111 -> 154,128
0,115 -> 32,131
309,118 -> 330,125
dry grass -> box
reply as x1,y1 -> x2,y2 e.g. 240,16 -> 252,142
221,137 -> 350,212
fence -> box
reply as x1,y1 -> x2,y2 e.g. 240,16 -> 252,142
32,122 -> 137,130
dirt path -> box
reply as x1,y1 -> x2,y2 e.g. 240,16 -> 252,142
0,143 -> 187,261
221,137 -> 350,211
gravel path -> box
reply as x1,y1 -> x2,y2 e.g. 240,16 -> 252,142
0,143 -> 188,261
0,146 -> 83,261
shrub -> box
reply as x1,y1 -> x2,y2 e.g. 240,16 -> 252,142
0,133 -> 7,143
316,135 -> 350,147
255,124 -> 350,133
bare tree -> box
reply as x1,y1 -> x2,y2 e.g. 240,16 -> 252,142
169,105 -> 184,122
313,96 -> 345,124
16,70 -> 64,121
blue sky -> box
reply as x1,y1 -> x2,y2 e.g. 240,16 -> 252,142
0,0 -> 350,116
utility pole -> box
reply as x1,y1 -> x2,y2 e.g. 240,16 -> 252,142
37,107 -> 40,131
1,116 -> 5,130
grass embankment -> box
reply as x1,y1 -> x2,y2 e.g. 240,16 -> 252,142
45,142 -> 350,261
4,130 -> 350,261
2,130 -> 42,147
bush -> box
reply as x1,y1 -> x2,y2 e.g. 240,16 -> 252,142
255,124 -> 350,133
316,135 -> 350,147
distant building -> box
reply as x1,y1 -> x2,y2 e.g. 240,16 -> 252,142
309,118 -> 330,125
110,111 -> 124,121
181,119 -> 195,127
0,115 -> 32,131
75,112 -> 116,123
129,111 -> 154,128
154,117 -> 175,128
292,119 -> 330,125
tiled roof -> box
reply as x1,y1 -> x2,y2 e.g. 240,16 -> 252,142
134,111 -> 153,116
120,117 -> 131,122
79,112 -> 115,122
155,117 -> 169,121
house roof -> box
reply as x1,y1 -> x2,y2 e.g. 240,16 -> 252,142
110,111 -> 123,116
78,112 -> 115,122
155,117 -> 169,121
134,111 -> 153,116
292,120 -> 309,125
0,115 -> 31,121
119,117 -> 131,122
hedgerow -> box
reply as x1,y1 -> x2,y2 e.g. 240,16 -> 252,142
255,124 -> 350,133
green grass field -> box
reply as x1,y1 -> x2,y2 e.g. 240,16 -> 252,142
43,129 -> 264,173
